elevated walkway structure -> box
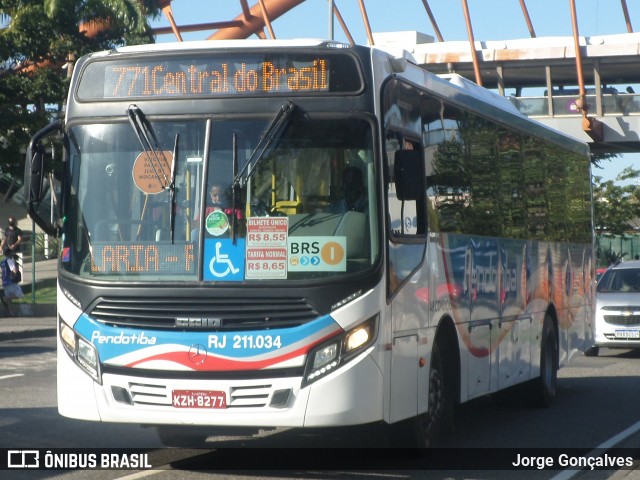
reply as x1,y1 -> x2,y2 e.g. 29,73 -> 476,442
147,0 -> 640,156
9,0 -> 640,156
382,32 -> 640,154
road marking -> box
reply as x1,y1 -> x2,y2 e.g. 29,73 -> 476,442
0,373 -> 24,380
111,449 -> 208,479
551,419 -> 640,480
115,471 -> 162,480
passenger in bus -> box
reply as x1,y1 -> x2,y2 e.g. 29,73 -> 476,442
205,184 -> 225,215
192,183 -> 244,239
195,184 -> 231,221
210,184 -> 243,222
328,166 -> 367,213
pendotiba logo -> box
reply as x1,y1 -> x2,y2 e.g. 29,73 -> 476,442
90,331 -> 157,345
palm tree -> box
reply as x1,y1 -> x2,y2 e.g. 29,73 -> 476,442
1,0 -> 161,76
44,0 -> 161,36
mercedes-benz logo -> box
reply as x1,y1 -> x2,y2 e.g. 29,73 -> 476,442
188,344 -> 208,364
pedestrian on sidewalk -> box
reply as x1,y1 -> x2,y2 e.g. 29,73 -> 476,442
1,216 -> 23,256
1,247 -> 23,316
1,216 -> 23,282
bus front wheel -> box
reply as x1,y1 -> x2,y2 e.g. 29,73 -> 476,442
391,341 -> 453,448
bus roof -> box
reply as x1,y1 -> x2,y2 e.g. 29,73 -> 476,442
107,38 -> 340,55
76,38 -> 589,155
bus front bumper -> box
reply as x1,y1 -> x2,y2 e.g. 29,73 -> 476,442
57,344 -> 384,428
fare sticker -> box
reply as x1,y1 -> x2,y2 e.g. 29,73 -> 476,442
246,217 -> 288,279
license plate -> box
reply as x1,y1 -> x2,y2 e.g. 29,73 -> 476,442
614,330 -> 640,339
172,390 -> 227,409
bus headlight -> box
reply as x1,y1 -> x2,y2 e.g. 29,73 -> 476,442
77,337 -> 100,382
312,343 -> 338,370
302,315 -> 378,387
59,319 -> 102,384
344,320 -> 374,355
60,321 -> 76,352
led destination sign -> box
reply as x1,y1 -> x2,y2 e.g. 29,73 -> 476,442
108,59 -> 327,97
77,53 -> 362,100
91,243 -> 194,275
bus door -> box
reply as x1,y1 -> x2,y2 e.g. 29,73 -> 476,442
385,133 -> 428,423
467,240 -> 531,396
467,239 -> 498,398
496,241 -> 532,390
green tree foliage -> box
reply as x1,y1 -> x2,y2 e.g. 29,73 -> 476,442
0,0 -> 159,178
590,150 -> 618,170
593,166 -> 640,236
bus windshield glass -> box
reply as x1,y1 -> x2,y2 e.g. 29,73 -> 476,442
61,114 -> 378,281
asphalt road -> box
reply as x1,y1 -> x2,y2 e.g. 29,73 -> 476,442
3,329 -> 640,479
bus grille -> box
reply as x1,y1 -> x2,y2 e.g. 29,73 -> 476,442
89,297 -> 319,330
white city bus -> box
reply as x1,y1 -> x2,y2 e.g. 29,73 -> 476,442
25,38 -> 594,447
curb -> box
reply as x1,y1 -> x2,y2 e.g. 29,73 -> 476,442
0,328 -> 56,342
12,303 -> 57,317
0,304 -> 57,341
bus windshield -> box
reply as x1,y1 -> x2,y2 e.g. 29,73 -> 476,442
61,114 -> 378,281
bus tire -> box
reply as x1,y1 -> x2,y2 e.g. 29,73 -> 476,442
531,315 -> 558,407
391,340 -> 453,448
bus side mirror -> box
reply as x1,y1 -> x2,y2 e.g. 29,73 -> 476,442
28,143 -> 45,202
25,120 -> 62,203
25,120 -> 63,236
394,149 -> 423,201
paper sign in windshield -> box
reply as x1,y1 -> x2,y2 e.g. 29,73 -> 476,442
132,150 -> 173,194
246,217 -> 288,279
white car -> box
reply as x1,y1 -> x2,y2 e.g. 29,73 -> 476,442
589,260 -> 640,356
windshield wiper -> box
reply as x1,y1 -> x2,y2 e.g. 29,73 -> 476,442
232,101 -> 296,190
126,104 -> 171,190
230,101 -> 297,244
231,132 -> 239,245
169,134 -> 179,244
127,104 -> 179,242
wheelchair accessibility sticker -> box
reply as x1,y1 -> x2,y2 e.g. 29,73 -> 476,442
204,238 -> 245,281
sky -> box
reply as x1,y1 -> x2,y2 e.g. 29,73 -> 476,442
149,0 -> 640,44
148,0 -> 640,183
